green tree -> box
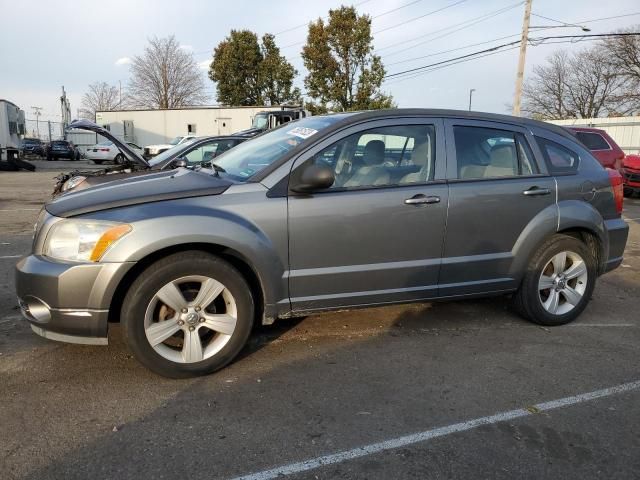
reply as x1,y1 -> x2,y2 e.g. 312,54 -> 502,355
209,30 -> 299,106
301,6 -> 394,112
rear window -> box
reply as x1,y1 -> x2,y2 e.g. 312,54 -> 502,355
575,132 -> 610,151
52,141 -> 68,146
536,137 -> 579,174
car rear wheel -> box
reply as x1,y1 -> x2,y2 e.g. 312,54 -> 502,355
122,251 -> 254,378
623,187 -> 634,198
93,160 -> 103,165
114,154 -> 124,165
512,234 -> 596,326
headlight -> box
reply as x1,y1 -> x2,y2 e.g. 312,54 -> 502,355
61,175 -> 87,192
44,220 -> 132,262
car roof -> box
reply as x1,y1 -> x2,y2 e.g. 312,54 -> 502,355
332,109 -> 577,141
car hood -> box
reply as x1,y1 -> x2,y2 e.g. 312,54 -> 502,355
46,167 -> 234,218
67,119 -> 149,167
623,154 -> 640,170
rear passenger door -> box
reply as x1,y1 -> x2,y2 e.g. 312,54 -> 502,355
440,119 -> 557,296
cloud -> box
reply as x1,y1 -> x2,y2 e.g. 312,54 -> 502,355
115,57 -> 132,66
179,44 -> 193,51
198,59 -> 210,70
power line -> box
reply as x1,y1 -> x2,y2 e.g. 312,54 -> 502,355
383,32 -> 640,82
385,33 -> 522,67
274,0 -> 372,37
373,0 -> 469,34
372,0 -> 425,19
376,1 -> 524,54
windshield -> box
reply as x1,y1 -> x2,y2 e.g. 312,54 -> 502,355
97,141 -> 113,146
212,114 -> 352,181
169,136 -> 183,145
252,113 -> 269,130
148,138 -> 199,166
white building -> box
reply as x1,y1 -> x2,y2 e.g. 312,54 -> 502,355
550,116 -> 640,155
95,105 -> 284,147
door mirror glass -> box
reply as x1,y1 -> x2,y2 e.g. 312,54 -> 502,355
291,163 -> 335,193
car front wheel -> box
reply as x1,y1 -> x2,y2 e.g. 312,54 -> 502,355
513,234 -> 596,326
122,251 -> 254,378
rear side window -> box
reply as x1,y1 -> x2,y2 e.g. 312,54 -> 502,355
575,132 -> 610,151
536,137 -> 579,174
454,126 -> 538,179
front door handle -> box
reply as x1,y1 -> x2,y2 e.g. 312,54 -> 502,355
404,194 -> 441,205
522,187 -> 551,196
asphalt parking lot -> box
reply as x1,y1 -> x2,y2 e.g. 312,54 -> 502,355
1,166 -> 639,479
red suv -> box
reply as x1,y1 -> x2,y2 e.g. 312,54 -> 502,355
568,127 -> 625,170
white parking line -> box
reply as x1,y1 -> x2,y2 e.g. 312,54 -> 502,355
0,255 -> 21,259
230,380 -> 640,480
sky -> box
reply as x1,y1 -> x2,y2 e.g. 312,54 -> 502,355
1,0 -> 639,123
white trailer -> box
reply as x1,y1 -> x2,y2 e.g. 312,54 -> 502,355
0,99 -> 26,161
95,105 -> 285,148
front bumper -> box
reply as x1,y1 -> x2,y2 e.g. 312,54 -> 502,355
15,255 -> 134,344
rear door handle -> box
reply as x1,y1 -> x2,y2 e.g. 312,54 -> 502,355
404,194 -> 440,205
522,187 -> 551,196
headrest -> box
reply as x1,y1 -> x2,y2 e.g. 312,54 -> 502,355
363,140 -> 385,165
490,144 -> 516,168
411,138 -> 430,167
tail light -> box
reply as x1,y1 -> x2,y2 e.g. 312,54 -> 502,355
607,168 -> 624,215
99,148 -> 110,152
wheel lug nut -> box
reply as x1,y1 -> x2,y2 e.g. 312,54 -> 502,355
181,308 -> 188,313
195,306 -> 201,312
189,326 -> 195,331
199,317 -> 205,323
178,320 -> 185,326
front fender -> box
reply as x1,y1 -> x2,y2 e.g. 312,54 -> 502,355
97,199 -> 288,315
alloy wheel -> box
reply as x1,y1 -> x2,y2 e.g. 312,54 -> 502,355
538,251 -> 588,315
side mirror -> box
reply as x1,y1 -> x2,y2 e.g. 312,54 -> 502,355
291,163 -> 335,193
171,157 -> 187,168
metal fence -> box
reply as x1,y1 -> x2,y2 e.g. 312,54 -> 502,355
24,118 -> 64,142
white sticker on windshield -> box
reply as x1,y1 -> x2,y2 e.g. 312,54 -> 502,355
287,127 -> 318,140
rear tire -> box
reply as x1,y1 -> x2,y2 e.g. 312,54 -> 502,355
623,187 -> 634,198
93,160 -> 103,165
512,234 -> 596,326
122,251 -> 255,378
114,154 -> 124,165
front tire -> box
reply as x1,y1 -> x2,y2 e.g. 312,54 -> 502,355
512,234 -> 596,326
122,252 -> 255,378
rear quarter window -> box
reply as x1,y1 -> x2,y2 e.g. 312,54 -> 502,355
575,132 -> 610,151
536,137 -> 580,175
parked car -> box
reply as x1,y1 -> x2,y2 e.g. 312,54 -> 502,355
144,135 -> 196,158
621,154 -> 640,197
21,137 -> 45,157
52,120 -> 247,195
85,140 -> 144,165
46,140 -> 80,161
568,127 -> 625,170
16,109 -> 628,378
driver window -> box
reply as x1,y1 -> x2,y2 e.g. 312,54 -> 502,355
307,124 -> 436,189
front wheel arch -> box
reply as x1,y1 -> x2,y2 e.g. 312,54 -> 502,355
107,243 -> 265,328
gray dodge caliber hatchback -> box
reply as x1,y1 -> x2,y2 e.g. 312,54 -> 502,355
16,109 -> 629,377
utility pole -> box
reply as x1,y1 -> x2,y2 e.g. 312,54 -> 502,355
30,106 -> 43,138
468,89 -> 476,111
512,0 -> 532,116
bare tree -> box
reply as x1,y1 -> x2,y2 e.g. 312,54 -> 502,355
79,82 -> 122,120
603,28 -> 640,111
522,51 -> 571,119
128,36 -> 209,109
523,47 -> 634,119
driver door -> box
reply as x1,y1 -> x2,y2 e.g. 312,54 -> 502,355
287,118 -> 449,312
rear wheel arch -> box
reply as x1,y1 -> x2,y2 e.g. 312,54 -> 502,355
108,243 -> 266,327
